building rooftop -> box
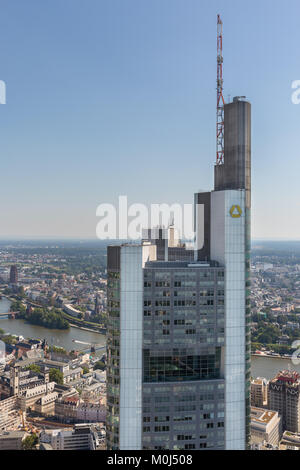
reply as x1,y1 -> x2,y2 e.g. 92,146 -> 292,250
281,431 -> 300,446
145,260 -> 221,269
252,377 -> 268,385
251,407 -> 277,425
0,431 -> 27,440
271,370 -> 300,384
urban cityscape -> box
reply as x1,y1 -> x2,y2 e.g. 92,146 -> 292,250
0,0 -> 300,458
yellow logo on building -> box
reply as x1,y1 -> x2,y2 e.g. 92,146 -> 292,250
230,205 -> 242,218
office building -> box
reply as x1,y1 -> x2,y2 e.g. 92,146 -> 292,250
39,423 -> 102,450
251,378 -> 268,408
280,431 -> 300,449
106,95 -> 251,450
9,265 -> 18,285
0,431 -> 28,450
268,370 -> 300,433
250,407 -> 281,447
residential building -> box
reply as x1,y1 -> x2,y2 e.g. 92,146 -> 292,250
0,396 -> 21,431
251,378 -> 268,408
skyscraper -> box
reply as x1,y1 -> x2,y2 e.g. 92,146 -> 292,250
268,370 -> 300,433
9,265 -> 18,285
106,95 -> 251,450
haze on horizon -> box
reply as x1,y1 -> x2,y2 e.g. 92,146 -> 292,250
0,0 -> 299,240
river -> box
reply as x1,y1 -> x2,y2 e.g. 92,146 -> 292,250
1,297 -> 299,377
0,297 -> 106,352
251,355 -> 300,380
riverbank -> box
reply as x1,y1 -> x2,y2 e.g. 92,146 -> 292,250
0,297 -> 106,352
3,293 -> 107,336
68,322 -> 106,334
2,296 -> 297,379
251,354 -> 300,380
61,312 -> 106,334
252,352 -> 293,359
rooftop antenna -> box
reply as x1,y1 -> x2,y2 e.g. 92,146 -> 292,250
216,14 -> 225,165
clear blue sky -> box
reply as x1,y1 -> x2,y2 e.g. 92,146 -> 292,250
0,0 -> 299,239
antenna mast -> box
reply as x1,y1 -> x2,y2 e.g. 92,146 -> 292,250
216,14 -> 225,165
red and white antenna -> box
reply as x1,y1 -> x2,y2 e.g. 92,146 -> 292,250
216,14 -> 225,165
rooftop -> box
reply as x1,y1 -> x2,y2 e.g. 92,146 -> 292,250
271,370 -> 300,384
145,260 -> 221,269
251,407 -> 277,424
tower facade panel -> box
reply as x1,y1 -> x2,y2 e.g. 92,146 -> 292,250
211,189 -> 246,449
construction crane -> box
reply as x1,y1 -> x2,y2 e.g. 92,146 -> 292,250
19,410 -> 27,431
216,14 -> 225,165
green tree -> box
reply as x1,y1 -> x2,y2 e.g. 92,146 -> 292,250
94,361 -> 105,371
25,364 -> 41,374
252,323 -> 281,345
1,334 -> 17,345
22,433 -> 38,450
24,307 -> 69,330
49,368 -> 64,385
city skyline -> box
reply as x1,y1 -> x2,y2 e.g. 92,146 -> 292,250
0,0 -> 299,239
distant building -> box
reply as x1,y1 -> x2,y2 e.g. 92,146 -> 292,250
15,339 -> 43,359
63,367 -> 82,385
36,359 -> 82,384
268,370 -> 300,433
55,395 -> 105,424
0,363 -> 57,414
63,304 -> 82,318
250,407 -> 282,447
37,359 -> 70,374
0,431 -> 28,450
251,378 -> 268,408
94,296 -> 100,315
39,423 -> 102,450
77,403 -> 106,423
0,396 -> 21,431
55,395 -> 79,422
280,430 -> 300,449
34,391 -> 58,416
9,265 -> 18,285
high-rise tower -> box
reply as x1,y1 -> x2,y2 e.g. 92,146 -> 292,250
9,265 -> 18,285
106,17 -> 251,451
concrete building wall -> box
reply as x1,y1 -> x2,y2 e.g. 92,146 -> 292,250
251,409 -> 281,447
214,98 -> 251,210
119,244 -> 156,450
194,192 -> 211,261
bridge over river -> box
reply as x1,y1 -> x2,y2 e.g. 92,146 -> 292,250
0,311 -> 17,318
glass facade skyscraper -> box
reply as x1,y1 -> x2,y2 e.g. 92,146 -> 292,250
106,96 -> 251,450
